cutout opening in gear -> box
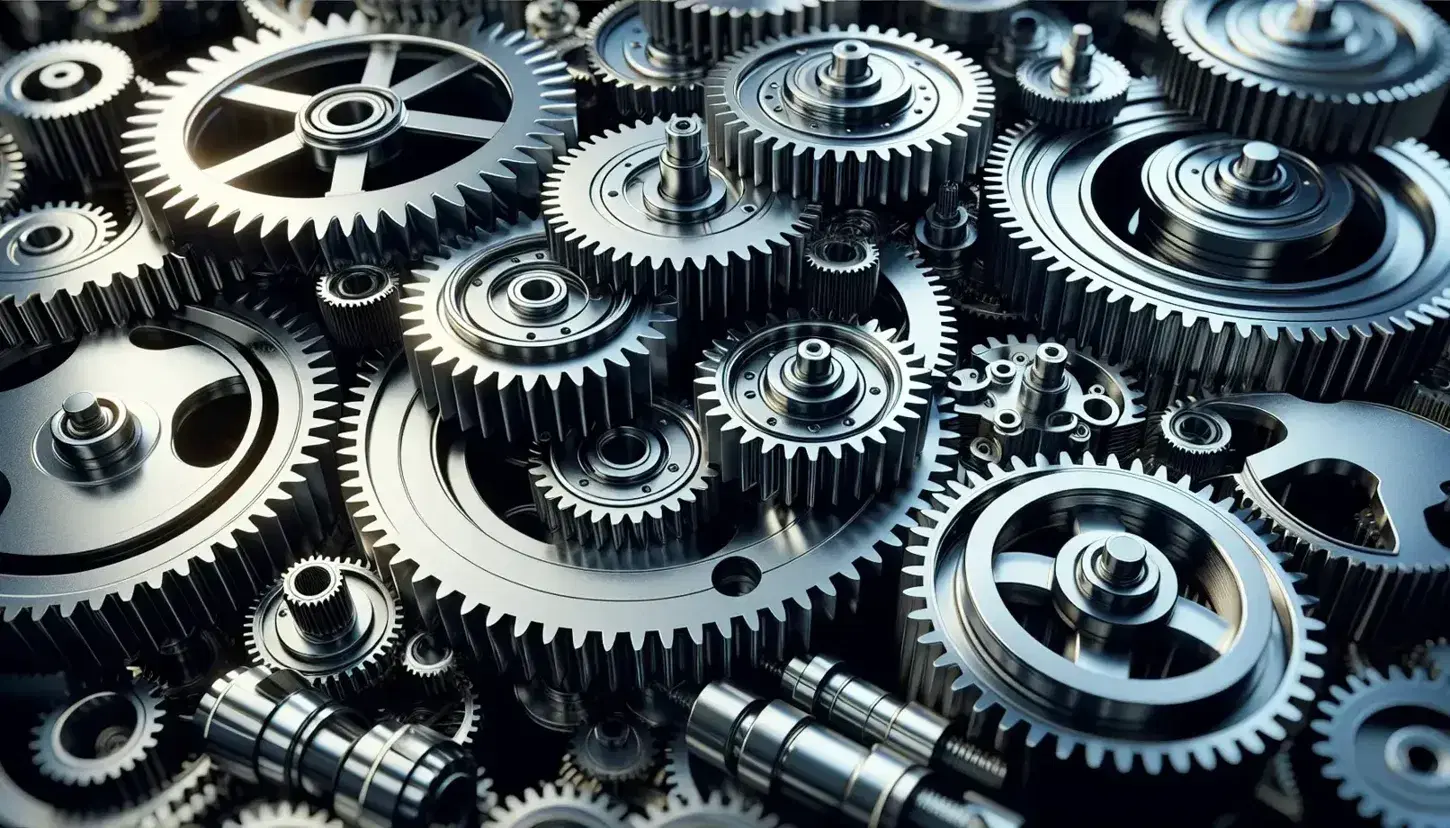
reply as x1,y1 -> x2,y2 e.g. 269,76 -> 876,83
1263,460 -> 1395,552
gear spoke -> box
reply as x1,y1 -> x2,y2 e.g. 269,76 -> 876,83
203,133 -> 304,184
219,83 -> 310,114
1065,636 -> 1134,678
327,152 -> 370,195
991,551 -> 1055,592
1163,596 -> 1233,654
403,111 -> 503,142
360,41 -> 399,87
390,53 -> 475,101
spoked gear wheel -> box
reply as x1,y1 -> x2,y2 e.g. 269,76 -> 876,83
588,1 -> 710,118
705,25 -> 996,206
30,675 -> 173,806
1158,0 -> 1450,155
631,789 -> 785,827
638,0 -> 837,62
124,14 -> 577,270
899,454 -> 1326,794
560,716 -> 662,792
0,296 -> 338,670
543,116 -> 819,321
339,351 -> 957,690
867,244 -> 958,387
224,798 -> 344,828
484,783 -> 631,827
401,218 -> 678,443
984,83 -> 1450,407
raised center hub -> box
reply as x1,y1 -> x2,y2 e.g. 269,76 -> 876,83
49,391 -> 141,471
506,271 -> 570,320
38,60 -> 87,96
297,83 -> 405,154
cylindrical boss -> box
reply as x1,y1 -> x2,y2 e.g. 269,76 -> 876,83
686,680 -> 764,773
333,721 -> 476,828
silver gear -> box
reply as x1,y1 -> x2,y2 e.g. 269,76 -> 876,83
0,39 -> 135,185
0,295 -> 337,670
561,716 -> 662,791
315,262 -> 403,350
239,0 -> 320,34
631,790 -> 785,827
705,25 -> 996,207
224,799 -> 343,828
400,630 -> 458,696
984,82 -> 1450,407
694,315 -> 931,507
639,0 -> 837,62
899,454 -> 1327,781
477,769 -> 499,816
0,131 -> 29,217
1406,638 -> 1450,679
1146,397 -> 1236,485
380,671 -> 482,748
401,218 -> 677,443
1015,23 -> 1130,128
983,3 -> 1074,109
30,676 -> 172,806
1395,358 -> 1450,430
124,14 -> 577,271
543,116 -> 820,320
526,0 -> 582,43
588,1 -> 710,118
339,351 -> 957,690
1158,0 -> 1450,155
484,783 -> 631,827
801,234 -> 880,320
870,243 -> 958,387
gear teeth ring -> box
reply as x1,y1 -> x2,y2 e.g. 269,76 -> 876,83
638,0 -> 836,62
31,676 -> 172,805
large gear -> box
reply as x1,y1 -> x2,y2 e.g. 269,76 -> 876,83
984,83 -> 1450,407
638,0 -> 837,62
631,790 -> 785,827
868,243 -> 958,387
588,0 -> 710,119
339,351 -> 956,690
401,218 -> 678,444
0,295 -> 337,670
899,454 -> 1326,789
123,14 -> 577,270
30,675 -> 173,806
693,316 -> 932,507
543,116 -> 820,320
224,799 -> 344,828
484,783 -> 631,827
705,25 -> 996,206
1157,0 -> 1450,155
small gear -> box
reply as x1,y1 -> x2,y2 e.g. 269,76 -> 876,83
315,262 -> 403,350
224,799 -> 343,828
400,630 -> 459,696
246,556 -> 403,696
477,769 -> 499,816
381,672 -> 482,748
912,182 -> 977,283
588,0 -> 710,118
869,243 -> 958,388
1158,0 -> 1450,155
1407,638 -> 1450,679
543,116 -> 819,320
823,208 -> 890,243
639,0 -> 837,62
561,716 -> 662,791
527,0 -> 583,43
0,131 -> 29,217
1146,397 -> 1236,485
1016,23 -> 1130,128
484,783 -> 631,827
31,676 -> 172,805
401,218 -> 678,443
983,3 -> 1075,110
705,25 -> 996,206
631,790 -> 785,827
952,283 -> 1032,343
1395,359 -> 1450,430
1309,667 -> 1450,828
694,316 -> 931,507
135,627 -> 236,703
801,234 -> 880,320
0,39 -> 136,185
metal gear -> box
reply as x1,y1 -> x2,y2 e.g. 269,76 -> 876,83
354,0 -> 517,27
484,783 -> 631,827
0,295 -> 337,671
239,0 -> 320,34
899,454 -> 1327,784
912,182 -> 978,284
1407,638 -> 1450,679
400,630 -> 458,696
380,671 -> 483,748
0,131 -> 29,217
1309,667 -> 1450,828
1158,0 -> 1450,155
638,0 -> 837,62
339,351 -> 956,690
588,0 -> 710,119
123,14 -> 577,271
693,316 -> 932,507
801,234 -> 880,320
1395,358 -> 1450,430
983,3 -> 1074,110
315,262 -> 403,350
543,116 -> 819,320
0,39 -> 136,185
561,716 -> 662,791
705,25 -> 996,207
951,335 -> 1146,473
984,82 -> 1450,407
630,790 -> 785,827
0,751 -> 222,828
1015,23 -> 1130,128
224,799 -> 343,828
527,0 -> 582,43
30,675 -> 173,806
1146,396 -> 1237,485
868,243 -> 958,387
401,218 -> 678,444
245,556 -> 403,696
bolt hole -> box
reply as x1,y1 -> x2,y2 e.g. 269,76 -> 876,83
711,556 -> 762,597
1081,396 -> 1117,424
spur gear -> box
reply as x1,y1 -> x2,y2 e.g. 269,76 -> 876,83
912,182 -> 978,284
381,672 -> 482,748
1147,397 -> 1237,484
705,25 -> 996,206
315,262 -> 403,350
631,790 -> 785,827
400,630 -> 458,696
588,0 -> 710,118
30,675 -> 172,806
1015,23 -> 1130,128
0,751 -> 222,828
1407,638 -> 1450,678
561,716 -> 662,791
124,14 -> 577,270
0,39 -> 135,185
239,0 -> 320,34
1158,0 -> 1450,155
0,295 -> 337,671
801,234 -> 880,320
951,335 -> 1146,473
1395,358 -> 1450,430
899,454 -> 1326,791
983,3 -> 1074,110
224,799 -> 343,828
639,0 -> 837,62
401,218 -> 677,444
0,131 -> 28,217
339,351 -> 956,690
485,783 -> 631,827
693,316 -> 931,507
985,83 -> 1450,407
543,116 -> 819,321
1308,667 -> 1450,828
869,243 -> 958,387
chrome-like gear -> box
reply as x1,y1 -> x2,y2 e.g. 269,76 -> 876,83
381,671 -> 482,748
631,790 -> 784,827
484,783 -> 631,827
543,116 -> 819,320
224,799 -> 343,828
983,3 -> 1074,110
477,769 -> 499,816
401,218 -> 677,443
355,0 -> 516,27
588,1 -> 710,118
400,630 -> 458,696
124,14 -> 577,270
239,0 -> 320,34
899,454 -> 1326,783
561,716 -> 662,791
0,131 -> 29,217
529,399 -> 720,552
1158,0 -> 1450,155
0,752 -> 222,828
340,351 -> 956,690
639,0 -> 837,62
801,234 -> 879,320
0,295 -> 337,670
870,243 -> 958,387
30,676 -> 172,805
0,39 -> 136,184
315,262 -> 403,350
694,316 -> 931,507
1395,358 -> 1450,430
1016,23 -> 1130,128
985,83 -> 1450,407
1146,397 -> 1236,485
705,25 -> 996,206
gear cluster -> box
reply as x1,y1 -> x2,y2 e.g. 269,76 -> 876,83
0,2 -> 1447,827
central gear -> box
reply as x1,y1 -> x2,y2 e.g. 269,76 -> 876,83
30,675 -> 172,806
588,0 -> 710,118
484,783 -> 631,827
704,25 -> 996,207
401,218 -> 677,444
638,0 -> 837,62
561,716 -> 662,791
693,316 -> 931,507
543,116 -> 819,321
631,790 -> 785,827
124,14 -> 577,270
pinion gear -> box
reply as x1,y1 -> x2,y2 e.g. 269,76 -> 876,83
561,716 -> 662,791
1015,23 -> 1130,128
801,234 -> 880,320
224,798 -> 344,828
588,1 -> 710,118
30,675 -> 173,805
315,262 -> 403,350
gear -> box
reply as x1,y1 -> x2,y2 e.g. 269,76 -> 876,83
1407,638 -> 1450,679
0,751 -> 222,828
705,25 -> 996,207
135,627 -> 235,704
869,243 -> 958,387
239,0 -> 319,34
354,0 -> 519,27
983,3 -> 1074,110
477,768 -> 499,815
0,131 -> 29,217
912,182 -> 978,283
339,351 -> 956,690
124,14 -> 577,271
1146,397 -> 1236,485
529,399 -> 721,552
515,680 -> 591,733
984,83 -> 1450,407
401,217 -> 678,444
588,1 -> 710,119
30,676 -> 172,805
561,716 -> 662,791
543,116 -> 820,320
1158,0 -> 1450,155
1016,23 -> 1130,128
0,39 -> 135,185
1395,358 -> 1450,430
631,790 -> 785,827
0,295 -> 337,671
801,234 -> 880,320
246,556 -> 403,696
527,0 -> 583,43
899,454 -> 1326,785
315,262 -> 403,350
485,783 -> 631,827
224,799 -> 343,828
694,316 -> 931,507
400,630 -> 458,696
951,335 -> 1146,473
1309,667 -> 1450,828
381,671 -> 482,748
638,0 -> 836,62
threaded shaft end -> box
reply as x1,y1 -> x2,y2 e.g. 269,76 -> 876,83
758,660 -> 785,681
909,789 -> 984,828
940,737 -> 1008,790
659,682 -> 699,712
